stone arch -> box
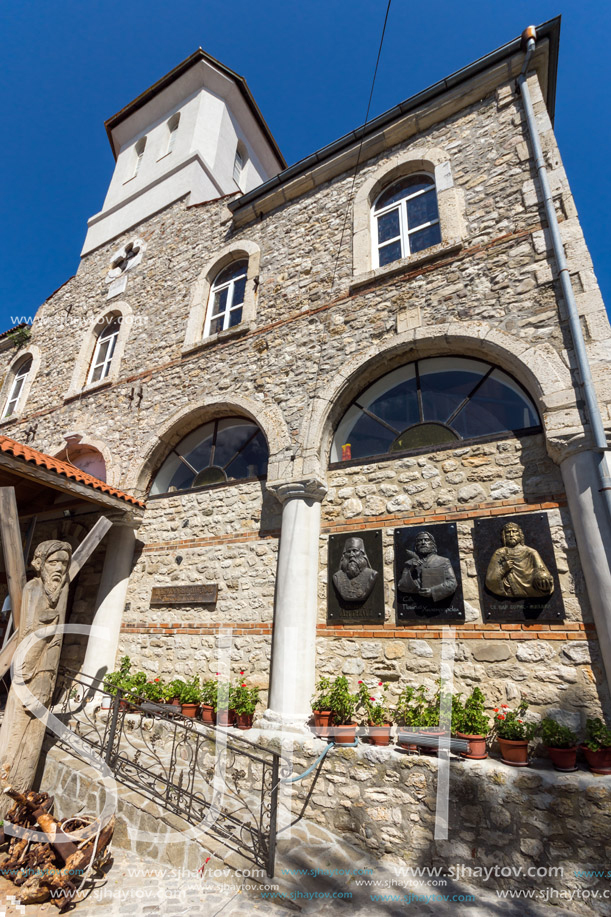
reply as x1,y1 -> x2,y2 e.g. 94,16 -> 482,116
352,145 -> 466,275
47,431 -> 117,486
66,302 -> 134,396
300,323 -> 578,477
0,344 -> 41,421
126,392 -> 292,496
182,239 -> 261,351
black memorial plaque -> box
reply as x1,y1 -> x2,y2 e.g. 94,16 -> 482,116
473,513 -> 565,622
327,530 -> 384,625
394,522 -> 464,623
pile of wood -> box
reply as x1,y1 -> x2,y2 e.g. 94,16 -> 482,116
0,786 -> 114,910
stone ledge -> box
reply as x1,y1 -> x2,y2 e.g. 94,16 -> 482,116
349,241 -> 464,295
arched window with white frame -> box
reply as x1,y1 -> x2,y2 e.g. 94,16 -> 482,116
372,174 -> 441,267
87,317 -> 121,384
133,137 -> 147,178
204,260 -> 248,338
2,356 -> 33,419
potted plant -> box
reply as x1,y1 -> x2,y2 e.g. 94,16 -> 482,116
311,676 -> 333,737
454,688 -> 490,760
179,676 -> 201,718
141,678 -> 166,708
581,718 -> 611,775
215,681 -> 236,727
200,679 -> 217,725
103,656 -> 132,704
539,717 -> 578,772
164,678 -> 185,706
358,681 -> 392,746
328,675 -> 358,744
493,702 -> 538,766
232,683 -> 260,729
395,685 -> 428,752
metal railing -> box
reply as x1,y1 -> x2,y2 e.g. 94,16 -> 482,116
49,667 -> 287,876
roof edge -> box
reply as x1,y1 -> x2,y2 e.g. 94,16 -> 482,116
229,17 -> 561,216
104,48 -> 286,169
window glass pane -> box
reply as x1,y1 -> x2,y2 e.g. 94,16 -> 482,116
209,316 -> 223,336
231,275 -> 246,306
225,430 -> 268,479
212,288 -> 227,317
95,338 -> 112,366
377,209 -> 400,245
214,260 -> 248,287
167,462 -> 196,492
408,223 -> 441,254
368,377 -> 420,433
90,364 -> 103,383
406,190 -> 439,229
228,307 -> 243,328
375,175 -> 434,210
182,436 -> 213,473
420,358 -> 487,423
378,240 -> 402,266
213,420 -> 259,470
16,358 -> 32,378
342,412 -> 396,460
99,319 -> 121,340
452,371 -> 538,438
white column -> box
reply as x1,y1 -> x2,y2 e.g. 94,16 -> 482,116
262,478 -> 326,732
560,449 -> 611,690
81,522 -> 137,686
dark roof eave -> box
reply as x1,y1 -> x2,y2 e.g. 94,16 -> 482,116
229,16 -> 561,216
104,48 -> 286,169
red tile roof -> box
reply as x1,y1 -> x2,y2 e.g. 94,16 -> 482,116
0,323 -> 31,341
0,435 -> 145,508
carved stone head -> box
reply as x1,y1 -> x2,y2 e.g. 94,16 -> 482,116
31,540 -> 72,608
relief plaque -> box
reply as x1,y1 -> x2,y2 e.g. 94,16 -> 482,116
327,531 -> 384,625
150,584 -> 218,606
394,523 -> 464,623
473,513 -> 565,621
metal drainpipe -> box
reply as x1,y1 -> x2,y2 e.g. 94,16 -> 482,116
516,27 -> 611,525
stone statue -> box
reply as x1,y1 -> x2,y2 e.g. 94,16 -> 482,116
485,522 -> 554,598
332,537 -> 378,603
398,531 -> 457,602
0,540 -> 72,798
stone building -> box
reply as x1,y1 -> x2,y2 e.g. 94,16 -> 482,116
1,16 -> 610,738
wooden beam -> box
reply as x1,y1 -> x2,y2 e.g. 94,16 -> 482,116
0,631 -> 18,681
0,488 -> 26,631
69,516 -> 113,581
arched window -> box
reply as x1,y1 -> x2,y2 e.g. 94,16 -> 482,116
56,441 -> 107,482
204,260 -> 248,338
373,174 -> 441,267
150,417 -> 269,495
87,317 -> 121,385
233,144 -> 247,189
166,114 -> 180,154
331,357 -> 540,463
2,356 -> 32,419
133,137 -> 146,178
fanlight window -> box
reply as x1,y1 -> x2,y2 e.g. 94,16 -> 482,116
204,260 -> 247,337
151,417 -> 269,495
2,357 -> 32,419
87,318 -> 121,385
373,174 -> 441,267
331,358 -> 540,463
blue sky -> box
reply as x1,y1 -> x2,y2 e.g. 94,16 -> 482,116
1,1 -> 610,330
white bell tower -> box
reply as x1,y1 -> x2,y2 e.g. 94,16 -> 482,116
82,49 -> 285,255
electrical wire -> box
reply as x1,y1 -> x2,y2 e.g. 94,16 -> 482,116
331,0 -> 393,289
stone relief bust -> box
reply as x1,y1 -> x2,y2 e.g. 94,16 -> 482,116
332,537 -> 378,603
485,522 -> 554,599
398,530 -> 457,602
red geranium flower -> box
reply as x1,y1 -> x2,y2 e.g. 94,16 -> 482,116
241,684 -> 247,688
494,708 -> 499,713
498,715 -> 506,720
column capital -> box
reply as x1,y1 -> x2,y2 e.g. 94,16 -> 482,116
266,476 -> 327,504
103,509 -> 143,530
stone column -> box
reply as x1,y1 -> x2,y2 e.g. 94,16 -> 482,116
262,478 -> 327,732
81,521 -> 137,686
560,449 -> 611,689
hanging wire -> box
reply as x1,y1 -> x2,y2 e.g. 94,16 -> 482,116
331,0 -> 393,289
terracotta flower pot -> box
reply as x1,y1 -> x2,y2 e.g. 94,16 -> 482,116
171,697 -> 180,706
200,704 -> 216,725
398,740 -> 419,754
456,732 -> 488,760
368,724 -> 392,746
498,737 -> 529,766
236,712 -> 254,730
181,703 -> 199,718
419,728 -> 447,756
313,710 -> 333,738
546,745 -> 578,772
333,724 -> 358,745
216,708 -> 236,727
581,744 -> 611,775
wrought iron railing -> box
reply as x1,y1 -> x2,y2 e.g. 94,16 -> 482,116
49,667 -> 287,876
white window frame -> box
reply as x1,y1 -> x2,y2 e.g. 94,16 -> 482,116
166,114 -> 180,155
87,319 -> 120,385
203,262 -> 248,338
2,357 -> 32,419
372,173 -> 440,268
